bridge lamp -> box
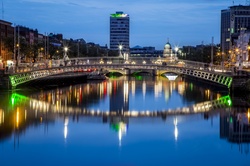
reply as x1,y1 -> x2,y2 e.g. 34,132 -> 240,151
64,47 -> 69,57
64,47 -> 68,53
119,45 -> 123,50
174,46 -> 179,52
174,47 -> 179,58
63,47 -> 70,65
119,45 -> 123,57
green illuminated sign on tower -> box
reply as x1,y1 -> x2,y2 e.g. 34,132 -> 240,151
110,13 -> 128,18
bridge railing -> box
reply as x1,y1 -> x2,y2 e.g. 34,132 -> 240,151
181,60 -> 232,73
5,57 -> 233,75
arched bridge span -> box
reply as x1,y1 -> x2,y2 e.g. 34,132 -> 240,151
8,63 -> 232,88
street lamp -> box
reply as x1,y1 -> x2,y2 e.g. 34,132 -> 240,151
106,49 -> 109,57
64,47 -> 68,53
16,44 -> 20,64
174,46 -> 179,53
63,47 -> 69,66
119,45 -> 123,57
174,46 -> 179,61
64,47 -> 68,58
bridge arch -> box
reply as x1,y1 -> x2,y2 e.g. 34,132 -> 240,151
7,60 -> 233,88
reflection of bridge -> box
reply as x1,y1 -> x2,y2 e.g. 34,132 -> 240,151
12,93 -> 232,117
6,58 -> 234,88
2,93 -> 250,152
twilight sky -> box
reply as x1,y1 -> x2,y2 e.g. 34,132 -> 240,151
1,0 -> 248,49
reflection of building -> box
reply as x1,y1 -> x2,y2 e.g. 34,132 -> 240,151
220,109 -> 250,155
110,116 -> 128,146
109,80 -> 130,146
220,110 -> 250,142
110,11 -> 130,53
109,80 -> 129,114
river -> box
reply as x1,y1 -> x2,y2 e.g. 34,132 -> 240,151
0,76 -> 249,166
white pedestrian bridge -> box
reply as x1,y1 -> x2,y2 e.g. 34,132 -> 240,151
7,57 -> 233,88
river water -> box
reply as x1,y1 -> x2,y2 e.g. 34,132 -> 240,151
0,76 -> 249,166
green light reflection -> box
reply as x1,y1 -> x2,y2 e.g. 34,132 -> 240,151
10,93 -> 29,106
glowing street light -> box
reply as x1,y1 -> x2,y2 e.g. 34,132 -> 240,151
119,45 -> 122,50
175,46 -> 179,55
64,47 -> 68,53
63,47 -> 69,65
119,45 -> 123,57
174,46 -> 179,61
174,46 -> 179,52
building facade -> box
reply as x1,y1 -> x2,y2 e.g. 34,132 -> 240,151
110,11 -> 130,54
221,5 -> 250,55
163,41 -> 176,62
130,45 -> 162,57
234,30 -> 250,67
0,20 -> 14,62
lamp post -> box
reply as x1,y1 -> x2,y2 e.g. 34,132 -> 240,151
235,48 -> 240,69
211,37 -> 214,70
106,49 -> 109,57
174,46 -> 179,62
64,47 -> 68,56
222,52 -> 225,71
119,45 -> 123,57
63,47 -> 69,66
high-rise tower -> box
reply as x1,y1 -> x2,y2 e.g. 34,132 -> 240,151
221,5 -> 250,55
110,11 -> 130,54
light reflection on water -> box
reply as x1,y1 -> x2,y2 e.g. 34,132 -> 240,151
0,76 -> 249,166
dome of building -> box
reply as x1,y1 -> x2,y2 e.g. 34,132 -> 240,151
163,41 -> 172,58
164,42 -> 171,49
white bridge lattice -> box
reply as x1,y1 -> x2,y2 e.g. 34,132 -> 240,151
8,58 -> 233,88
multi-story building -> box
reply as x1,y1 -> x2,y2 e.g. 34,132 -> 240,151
0,20 -> 14,62
130,45 -> 162,57
221,5 -> 250,56
110,11 -> 130,54
16,26 -> 38,45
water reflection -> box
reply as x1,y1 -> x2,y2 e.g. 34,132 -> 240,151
0,76 -> 249,156
220,108 -> 250,155
174,117 -> 178,141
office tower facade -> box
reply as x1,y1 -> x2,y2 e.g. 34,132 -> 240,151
110,11 -> 130,53
221,5 -> 250,55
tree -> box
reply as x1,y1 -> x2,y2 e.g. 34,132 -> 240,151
181,44 -> 220,64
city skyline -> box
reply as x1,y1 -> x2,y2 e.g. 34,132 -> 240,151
1,0 -> 249,49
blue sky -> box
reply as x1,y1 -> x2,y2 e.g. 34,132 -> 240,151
1,0 -> 248,49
